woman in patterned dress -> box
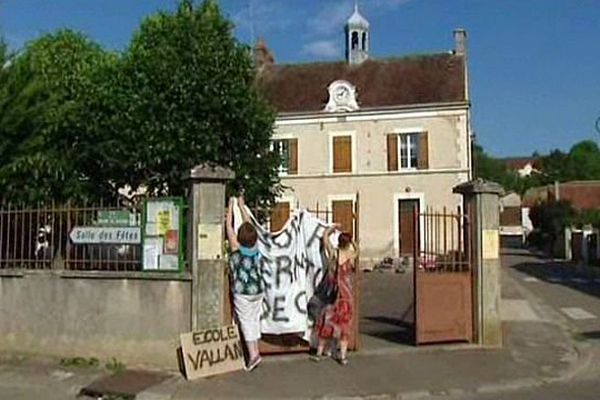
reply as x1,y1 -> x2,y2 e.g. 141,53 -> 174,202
226,196 -> 263,371
312,225 -> 357,365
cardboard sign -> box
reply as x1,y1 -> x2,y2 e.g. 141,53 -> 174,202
180,325 -> 244,380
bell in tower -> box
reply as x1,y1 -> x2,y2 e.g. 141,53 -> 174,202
345,2 -> 369,65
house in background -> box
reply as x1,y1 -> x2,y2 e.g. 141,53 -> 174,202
256,5 -> 473,264
499,192 -> 528,248
502,157 -> 537,177
523,181 -> 600,262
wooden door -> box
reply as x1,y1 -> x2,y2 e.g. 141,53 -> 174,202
270,202 -> 290,232
332,200 -> 354,236
399,200 -> 419,257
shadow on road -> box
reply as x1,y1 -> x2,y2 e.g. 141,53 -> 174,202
359,272 -> 415,348
580,330 -> 600,340
503,248 -> 600,300
361,316 -> 414,345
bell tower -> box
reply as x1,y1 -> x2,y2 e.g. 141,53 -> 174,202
345,1 -> 369,65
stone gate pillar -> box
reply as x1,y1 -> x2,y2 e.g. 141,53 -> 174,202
454,179 -> 504,347
188,164 -> 235,331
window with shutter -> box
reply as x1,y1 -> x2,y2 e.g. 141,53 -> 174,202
332,200 -> 354,237
272,138 -> 298,175
395,132 -> 429,170
417,132 -> 429,170
288,138 -> 298,175
333,136 -> 352,173
270,202 -> 291,232
387,134 -> 398,171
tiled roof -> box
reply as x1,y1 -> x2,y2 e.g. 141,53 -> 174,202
257,53 -> 466,114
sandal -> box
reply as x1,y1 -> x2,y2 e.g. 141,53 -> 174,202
245,356 -> 262,371
309,354 -> 323,362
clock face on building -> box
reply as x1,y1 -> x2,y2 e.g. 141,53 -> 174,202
325,80 -> 359,112
334,86 -> 350,103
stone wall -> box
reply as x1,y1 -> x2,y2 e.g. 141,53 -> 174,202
0,270 -> 191,369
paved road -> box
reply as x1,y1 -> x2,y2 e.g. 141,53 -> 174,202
457,249 -> 600,400
504,250 -> 600,342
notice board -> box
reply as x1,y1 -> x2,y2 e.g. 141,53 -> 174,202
143,197 -> 184,271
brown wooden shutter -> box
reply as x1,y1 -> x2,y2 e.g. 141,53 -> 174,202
270,202 -> 290,232
288,138 -> 298,175
418,132 -> 429,170
332,200 -> 354,237
387,134 -> 398,171
333,136 -> 352,173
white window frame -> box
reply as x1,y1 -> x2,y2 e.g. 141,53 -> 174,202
271,133 -> 297,176
393,127 -> 423,171
328,131 -> 356,174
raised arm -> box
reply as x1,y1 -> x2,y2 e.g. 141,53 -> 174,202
237,196 -> 251,223
321,223 -> 340,258
226,197 -> 240,251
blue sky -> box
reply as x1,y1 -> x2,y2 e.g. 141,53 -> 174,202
1,0 -> 599,157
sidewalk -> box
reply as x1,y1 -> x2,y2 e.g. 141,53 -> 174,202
0,264 -> 586,400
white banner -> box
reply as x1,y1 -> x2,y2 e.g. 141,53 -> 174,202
233,202 -> 330,336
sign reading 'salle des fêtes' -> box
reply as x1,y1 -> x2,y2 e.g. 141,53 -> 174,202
180,325 -> 244,380
69,226 -> 141,245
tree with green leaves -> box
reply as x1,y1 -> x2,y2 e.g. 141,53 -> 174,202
0,1 -> 282,206
0,30 -> 115,204
536,141 -> 600,184
108,0 -> 281,205
473,144 -> 540,194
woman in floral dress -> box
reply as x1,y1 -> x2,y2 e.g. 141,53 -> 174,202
312,226 -> 357,365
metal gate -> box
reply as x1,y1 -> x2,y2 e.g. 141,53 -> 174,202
414,207 -> 473,344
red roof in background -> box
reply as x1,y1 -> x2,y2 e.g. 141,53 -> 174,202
257,53 -> 466,113
502,157 -> 536,170
523,181 -> 600,209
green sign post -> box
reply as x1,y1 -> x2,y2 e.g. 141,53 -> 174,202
96,210 -> 137,226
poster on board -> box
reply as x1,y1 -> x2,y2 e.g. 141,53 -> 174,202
143,198 -> 183,271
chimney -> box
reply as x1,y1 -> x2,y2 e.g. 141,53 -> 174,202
453,28 -> 467,56
254,38 -> 274,70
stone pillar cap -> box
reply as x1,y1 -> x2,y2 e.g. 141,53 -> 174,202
189,164 -> 235,182
453,179 -> 504,196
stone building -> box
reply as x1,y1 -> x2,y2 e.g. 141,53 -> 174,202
257,5 -> 472,265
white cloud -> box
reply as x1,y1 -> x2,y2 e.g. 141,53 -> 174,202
232,1 -> 293,40
307,0 -> 354,36
302,39 -> 340,58
305,0 -> 413,37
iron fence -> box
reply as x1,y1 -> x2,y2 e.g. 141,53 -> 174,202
416,206 -> 470,273
0,202 -> 142,271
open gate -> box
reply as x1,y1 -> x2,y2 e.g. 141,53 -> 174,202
414,207 -> 473,344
